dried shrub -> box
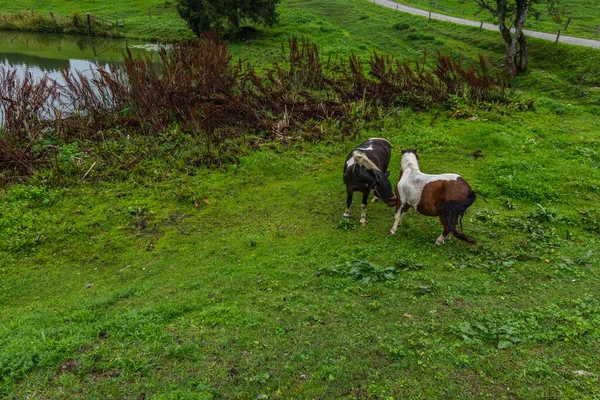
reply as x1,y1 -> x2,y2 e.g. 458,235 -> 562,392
0,35 -> 512,177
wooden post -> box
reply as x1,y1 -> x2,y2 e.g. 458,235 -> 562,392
429,11 -> 431,20
596,24 -> 600,36
480,21 -> 483,31
555,30 -> 561,44
86,13 -> 92,36
564,17 -> 571,31
396,4 -> 399,11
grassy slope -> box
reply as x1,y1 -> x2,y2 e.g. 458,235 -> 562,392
0,0 -> 192,40
394,0 -> 600,40
2,0 -> 600,398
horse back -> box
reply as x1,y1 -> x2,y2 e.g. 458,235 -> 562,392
343,138 -> 391,173
416,176 -> 473,216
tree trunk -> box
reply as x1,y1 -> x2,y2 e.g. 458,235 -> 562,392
495,0 -> 531,76
504,42 -> 518,76
518,33 -> 528,72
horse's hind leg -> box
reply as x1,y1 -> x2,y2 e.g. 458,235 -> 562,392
435,213 -> 452,245
343,191 -> 353,218
359,191 -> 369,226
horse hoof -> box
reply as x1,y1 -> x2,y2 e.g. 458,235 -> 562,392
342,213 -> 350,218
360,219 -> 367,227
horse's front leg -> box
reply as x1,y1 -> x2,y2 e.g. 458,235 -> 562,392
389,203 -> 409,235
343,191 -> 353,218
359,191 -> 370,226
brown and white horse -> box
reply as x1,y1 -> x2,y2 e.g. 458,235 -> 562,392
389,150 -> 476,245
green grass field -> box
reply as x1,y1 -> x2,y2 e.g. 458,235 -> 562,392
0,0 -> 192,40
2,0 -> 600,398
394,0 -> 600,40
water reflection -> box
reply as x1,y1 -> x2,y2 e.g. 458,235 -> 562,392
0,31 -> 151,124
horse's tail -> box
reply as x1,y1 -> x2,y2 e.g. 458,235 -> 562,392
438,190 -> 477,244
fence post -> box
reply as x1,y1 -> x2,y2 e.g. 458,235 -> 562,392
555,30 -> 561,44
429,11 -> 431,20
596,24 -> 600,36
396,4 -> 399,11
86,13 -> 92,36
564,17 -> 571,31
480,21 -> 483,31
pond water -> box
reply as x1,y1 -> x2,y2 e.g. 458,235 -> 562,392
0,31 -> 154,124
0,31 -> 152,77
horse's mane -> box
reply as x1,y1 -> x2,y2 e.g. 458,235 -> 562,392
353,151 -> 380,171
401,150 -> 420,171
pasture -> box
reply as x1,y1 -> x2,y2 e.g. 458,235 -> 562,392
1,0 -> 600,398
392,0 -> 600,40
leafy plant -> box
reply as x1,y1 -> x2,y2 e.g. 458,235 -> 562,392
334,218 -> 357,231
318,260 -> 397,284
458,322 -> 522,349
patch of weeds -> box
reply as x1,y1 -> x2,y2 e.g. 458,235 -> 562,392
393,22 -> 410,31
127,206 -> 158,235
537,96 -> 567,115
154,388 -> 215,400
408,32 -> 435,41
447,94 -> 477,118
246,372 -> 270,385
8,185 -> 58,207
58,142 -> 85,163
334,218 -> 357,231
474,209 -> 504,226
458,322 -> 522,349
505,198 -> 516,210
413,281 -> 436,296
318,260 -> 396,284
527,203 -> 561,224
509,209 -> 563,258
577,210 -> 600,233
391,257 -> 425,271
552,250 -> 594,276
448,248 -> 517,275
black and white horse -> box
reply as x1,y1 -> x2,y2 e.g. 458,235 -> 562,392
343,138 -> 396,226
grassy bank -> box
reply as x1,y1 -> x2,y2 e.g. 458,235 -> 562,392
2,0 -> 600,42
1,0 -> 600,398
0,0 -> 192,40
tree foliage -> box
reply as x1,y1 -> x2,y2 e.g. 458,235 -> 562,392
177,0 -> 281,37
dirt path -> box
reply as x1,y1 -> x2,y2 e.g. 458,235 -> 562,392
372,0 -> 600,49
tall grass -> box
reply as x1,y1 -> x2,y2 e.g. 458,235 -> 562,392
0,34 -> 511,178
